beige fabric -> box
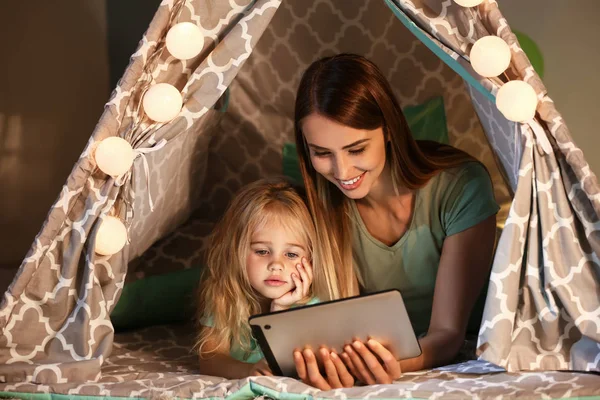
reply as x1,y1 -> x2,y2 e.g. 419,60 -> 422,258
1,324 -> 599,398
390,0 -> 600,372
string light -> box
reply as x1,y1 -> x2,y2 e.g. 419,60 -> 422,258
166,22 -> 204,60
496,80 -> 538,122
94,137 -> 134,177
142,83 -> 182,122
470,36 -> 511,77
95,216 -> 128,256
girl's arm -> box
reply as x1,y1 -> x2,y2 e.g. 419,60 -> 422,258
198,331 -> 272,378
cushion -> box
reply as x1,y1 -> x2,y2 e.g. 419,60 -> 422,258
403,96 -> 449,144
111,267 -> 201,331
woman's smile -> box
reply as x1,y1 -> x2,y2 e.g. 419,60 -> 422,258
337,172 -> 366,190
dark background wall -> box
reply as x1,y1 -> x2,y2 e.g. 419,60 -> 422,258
0,0 -> 159,292
106,0 -> 162,88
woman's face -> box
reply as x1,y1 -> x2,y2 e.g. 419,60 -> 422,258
301,113 -> 387,200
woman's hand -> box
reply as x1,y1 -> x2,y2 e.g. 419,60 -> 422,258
247,359 -> 273,376
294,347 -> 354,390
340,339 -> 402,385
271,257 -> 313,312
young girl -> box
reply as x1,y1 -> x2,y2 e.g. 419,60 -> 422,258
195,177 -> 338,378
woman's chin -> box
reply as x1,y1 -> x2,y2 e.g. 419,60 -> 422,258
336,183 -> 370,199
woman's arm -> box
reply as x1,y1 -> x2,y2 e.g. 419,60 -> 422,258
198,333 -> 271,378
294,215 -> 497,385
341,214 -> 497,383
407,213 -> 497,370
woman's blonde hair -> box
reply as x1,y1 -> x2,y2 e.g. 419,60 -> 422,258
294,54 -> 476,298
195,177 -> 337,357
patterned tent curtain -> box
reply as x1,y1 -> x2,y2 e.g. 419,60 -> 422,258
392,0 -> 600,371
0,0 -> 281,384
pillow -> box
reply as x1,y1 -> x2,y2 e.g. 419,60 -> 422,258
403,96 -> 449,144
283,96 -> 448,182
282,142 -> 303,185
111,266 -> 202,331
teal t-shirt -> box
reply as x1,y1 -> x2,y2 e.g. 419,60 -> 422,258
200,297 -> 321,363
351,162 -> 499,335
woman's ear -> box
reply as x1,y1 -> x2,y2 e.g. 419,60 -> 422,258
383,125 -> 391,143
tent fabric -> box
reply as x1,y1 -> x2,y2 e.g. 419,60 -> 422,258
1,324 -> 599,399
0,0 -> 598,392
469,82 -> 600,371
389,0 -> 600,371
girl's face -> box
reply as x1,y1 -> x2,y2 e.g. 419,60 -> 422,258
246,217 -> 310,299
301,113 -> 387,200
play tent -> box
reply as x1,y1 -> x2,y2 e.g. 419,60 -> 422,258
1,0 -> 599,398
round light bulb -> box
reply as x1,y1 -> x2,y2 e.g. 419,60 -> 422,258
95,216 -> 128,256
453,0 -> 484,7
165,22 -> 204,60
470,36 -> 512,77
94,137 -> 134,177
496,80 -> 538,122
142,83 -> 183,122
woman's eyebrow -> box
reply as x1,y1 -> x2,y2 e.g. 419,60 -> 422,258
307,138 -> 370,151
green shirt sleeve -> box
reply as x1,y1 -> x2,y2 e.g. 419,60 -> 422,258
442,162 -> 500,236
199,314 -> 214,327
303,297 -> 321,306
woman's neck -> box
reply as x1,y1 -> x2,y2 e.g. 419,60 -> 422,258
358,160 -> 410,211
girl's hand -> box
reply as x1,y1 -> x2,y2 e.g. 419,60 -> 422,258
340,339 -> 402,384
271,257 -> 313,312
294,347 -> 354,390
247,359 -> 273,376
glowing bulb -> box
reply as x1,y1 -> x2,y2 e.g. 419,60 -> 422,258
453,0 -> 484,6
166,22 -> 204,60
142,83 -> 182,122
496,80 -> 538,122
95,216 -> 128,256
94,137 -> 134,177
470,36 -> 511,77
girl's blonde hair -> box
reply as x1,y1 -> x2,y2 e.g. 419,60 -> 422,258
294,54 -> 477,298
195,177 -> 338,357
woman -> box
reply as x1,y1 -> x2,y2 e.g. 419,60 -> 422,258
292,54 -> 499,389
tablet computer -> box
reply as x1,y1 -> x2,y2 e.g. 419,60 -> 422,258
248,289 -> 422,377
